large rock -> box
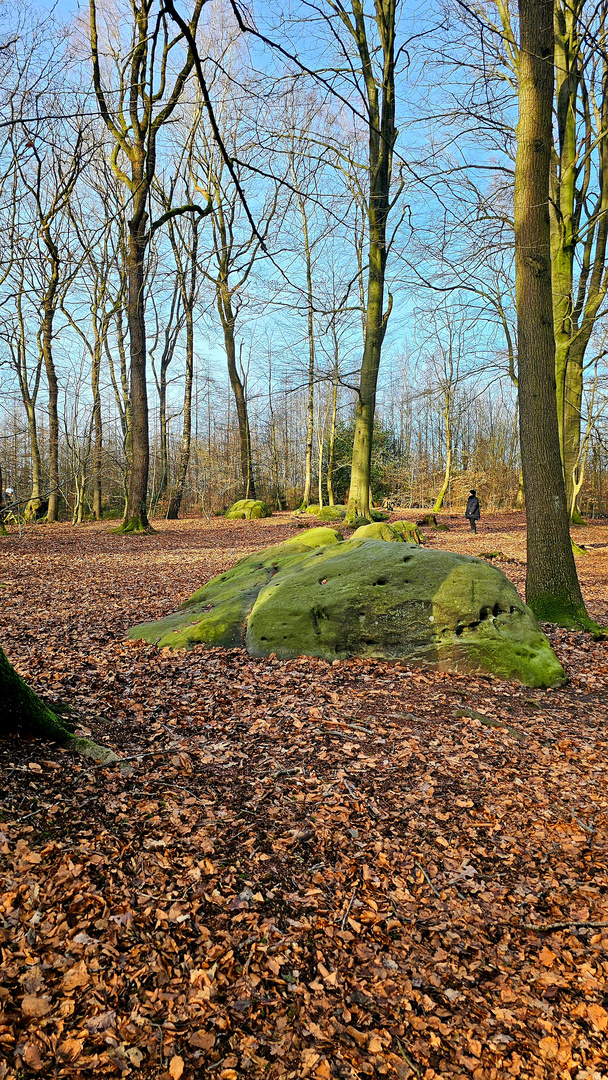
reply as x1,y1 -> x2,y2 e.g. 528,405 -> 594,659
129,535 -> 565,687
225,499 -> 272,520
129,529 -> 342,649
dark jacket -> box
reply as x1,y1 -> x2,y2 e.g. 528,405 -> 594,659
465,495 -> 480,520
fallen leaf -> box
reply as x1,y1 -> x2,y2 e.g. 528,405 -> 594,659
587,1003 -> 608,1031
538,1036 -> 559,1061
169,1055 -> 184,1079
21,995 -> 52,1018
62,960 -> 89,992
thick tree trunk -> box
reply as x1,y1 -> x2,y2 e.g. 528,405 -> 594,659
1,645 -> 73,741
121,191 -> 151,533
345,0 -> 396,524
1,645 -> 119,762
515,0 -> 591,628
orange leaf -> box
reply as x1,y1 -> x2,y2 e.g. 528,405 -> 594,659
169,1055 -> 184,1080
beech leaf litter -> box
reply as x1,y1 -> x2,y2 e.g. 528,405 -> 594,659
1,512 -> 607,1080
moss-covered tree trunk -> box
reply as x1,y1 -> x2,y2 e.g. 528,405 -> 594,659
121,175 -> 152,532
515,0 -> 593,628
344,0 -> 397,524
1,645 -> 74,741
550,0 -> 608,521
1,645 -> 119,762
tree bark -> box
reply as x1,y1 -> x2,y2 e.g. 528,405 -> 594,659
217,284 -> 256,499
515,0 -> 591,627
40,227 -> 60,522
166,300 -> 194,519
122,180 -> 151,532
345,0 -> 397,523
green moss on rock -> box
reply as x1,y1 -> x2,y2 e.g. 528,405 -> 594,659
129,534 -> 565,687
245,540 -> 565,688
352,521 -> 403,542
129,532 -> 333,649
225,499 -> 272,520
284,527 -> 343,547
317,505 -> 346,521
391,520 -> 424,544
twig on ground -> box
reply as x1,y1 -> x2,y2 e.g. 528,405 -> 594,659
415,860 -> 441,898
455,707 -> 527,741
396,1038 -> 421,1077
343,778 -> 381,818
522,919 -> 608,932
341,885 -> 358,929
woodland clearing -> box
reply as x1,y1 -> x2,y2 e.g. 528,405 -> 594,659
1,511 -> 607,1080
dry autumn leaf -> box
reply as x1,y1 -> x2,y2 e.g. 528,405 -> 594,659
537,1036 -> 559,1061
61,961 -> 89,992
587,1003 -> 608,1032
21,995 -> 52,1018
169,1055 -> 184,1080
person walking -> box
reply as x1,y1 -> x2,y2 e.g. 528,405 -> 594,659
465,489 -> 480,534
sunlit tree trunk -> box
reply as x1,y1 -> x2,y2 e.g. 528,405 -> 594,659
344,0 -> 397,523
515,0 -> 591,628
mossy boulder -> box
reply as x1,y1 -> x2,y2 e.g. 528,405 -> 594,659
391,520 -> 423,544
317,505 -> 346,521
129,535 -> 565,688
128,530 -> 336,650
225,499 -> 272,520
284,527 -> 343,548
352,521 -> 403,542
304,504 -> 346,520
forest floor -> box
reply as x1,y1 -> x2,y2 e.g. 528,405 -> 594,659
1,510 -> 608,1080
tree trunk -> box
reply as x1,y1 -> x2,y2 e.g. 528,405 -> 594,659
299,197 -> 315,508
1,644 -> 73,741
121,187 -> 151,533
40,230 -> 60,522
91,339 -> 103,519
326,351 -> 339,506
217,285 -> 255,499
167,305 -> 194,519
345,0 -> 396,524
515,0 -> 591,628
433,392 -> 452,513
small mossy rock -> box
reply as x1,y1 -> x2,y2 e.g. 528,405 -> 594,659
245,539 -> 565,688
370,510 -> 390,522
305,504 -> 320,515
284,527 -> 343,548
128,533 -> 333,649
225,499 -> 272,520
391,520 -> 423,544
352,521 -> 403,542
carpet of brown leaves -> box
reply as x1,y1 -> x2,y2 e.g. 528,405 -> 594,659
1,511 -> 608,1080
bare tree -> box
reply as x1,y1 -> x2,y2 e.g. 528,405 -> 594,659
88,0 -> 208,531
